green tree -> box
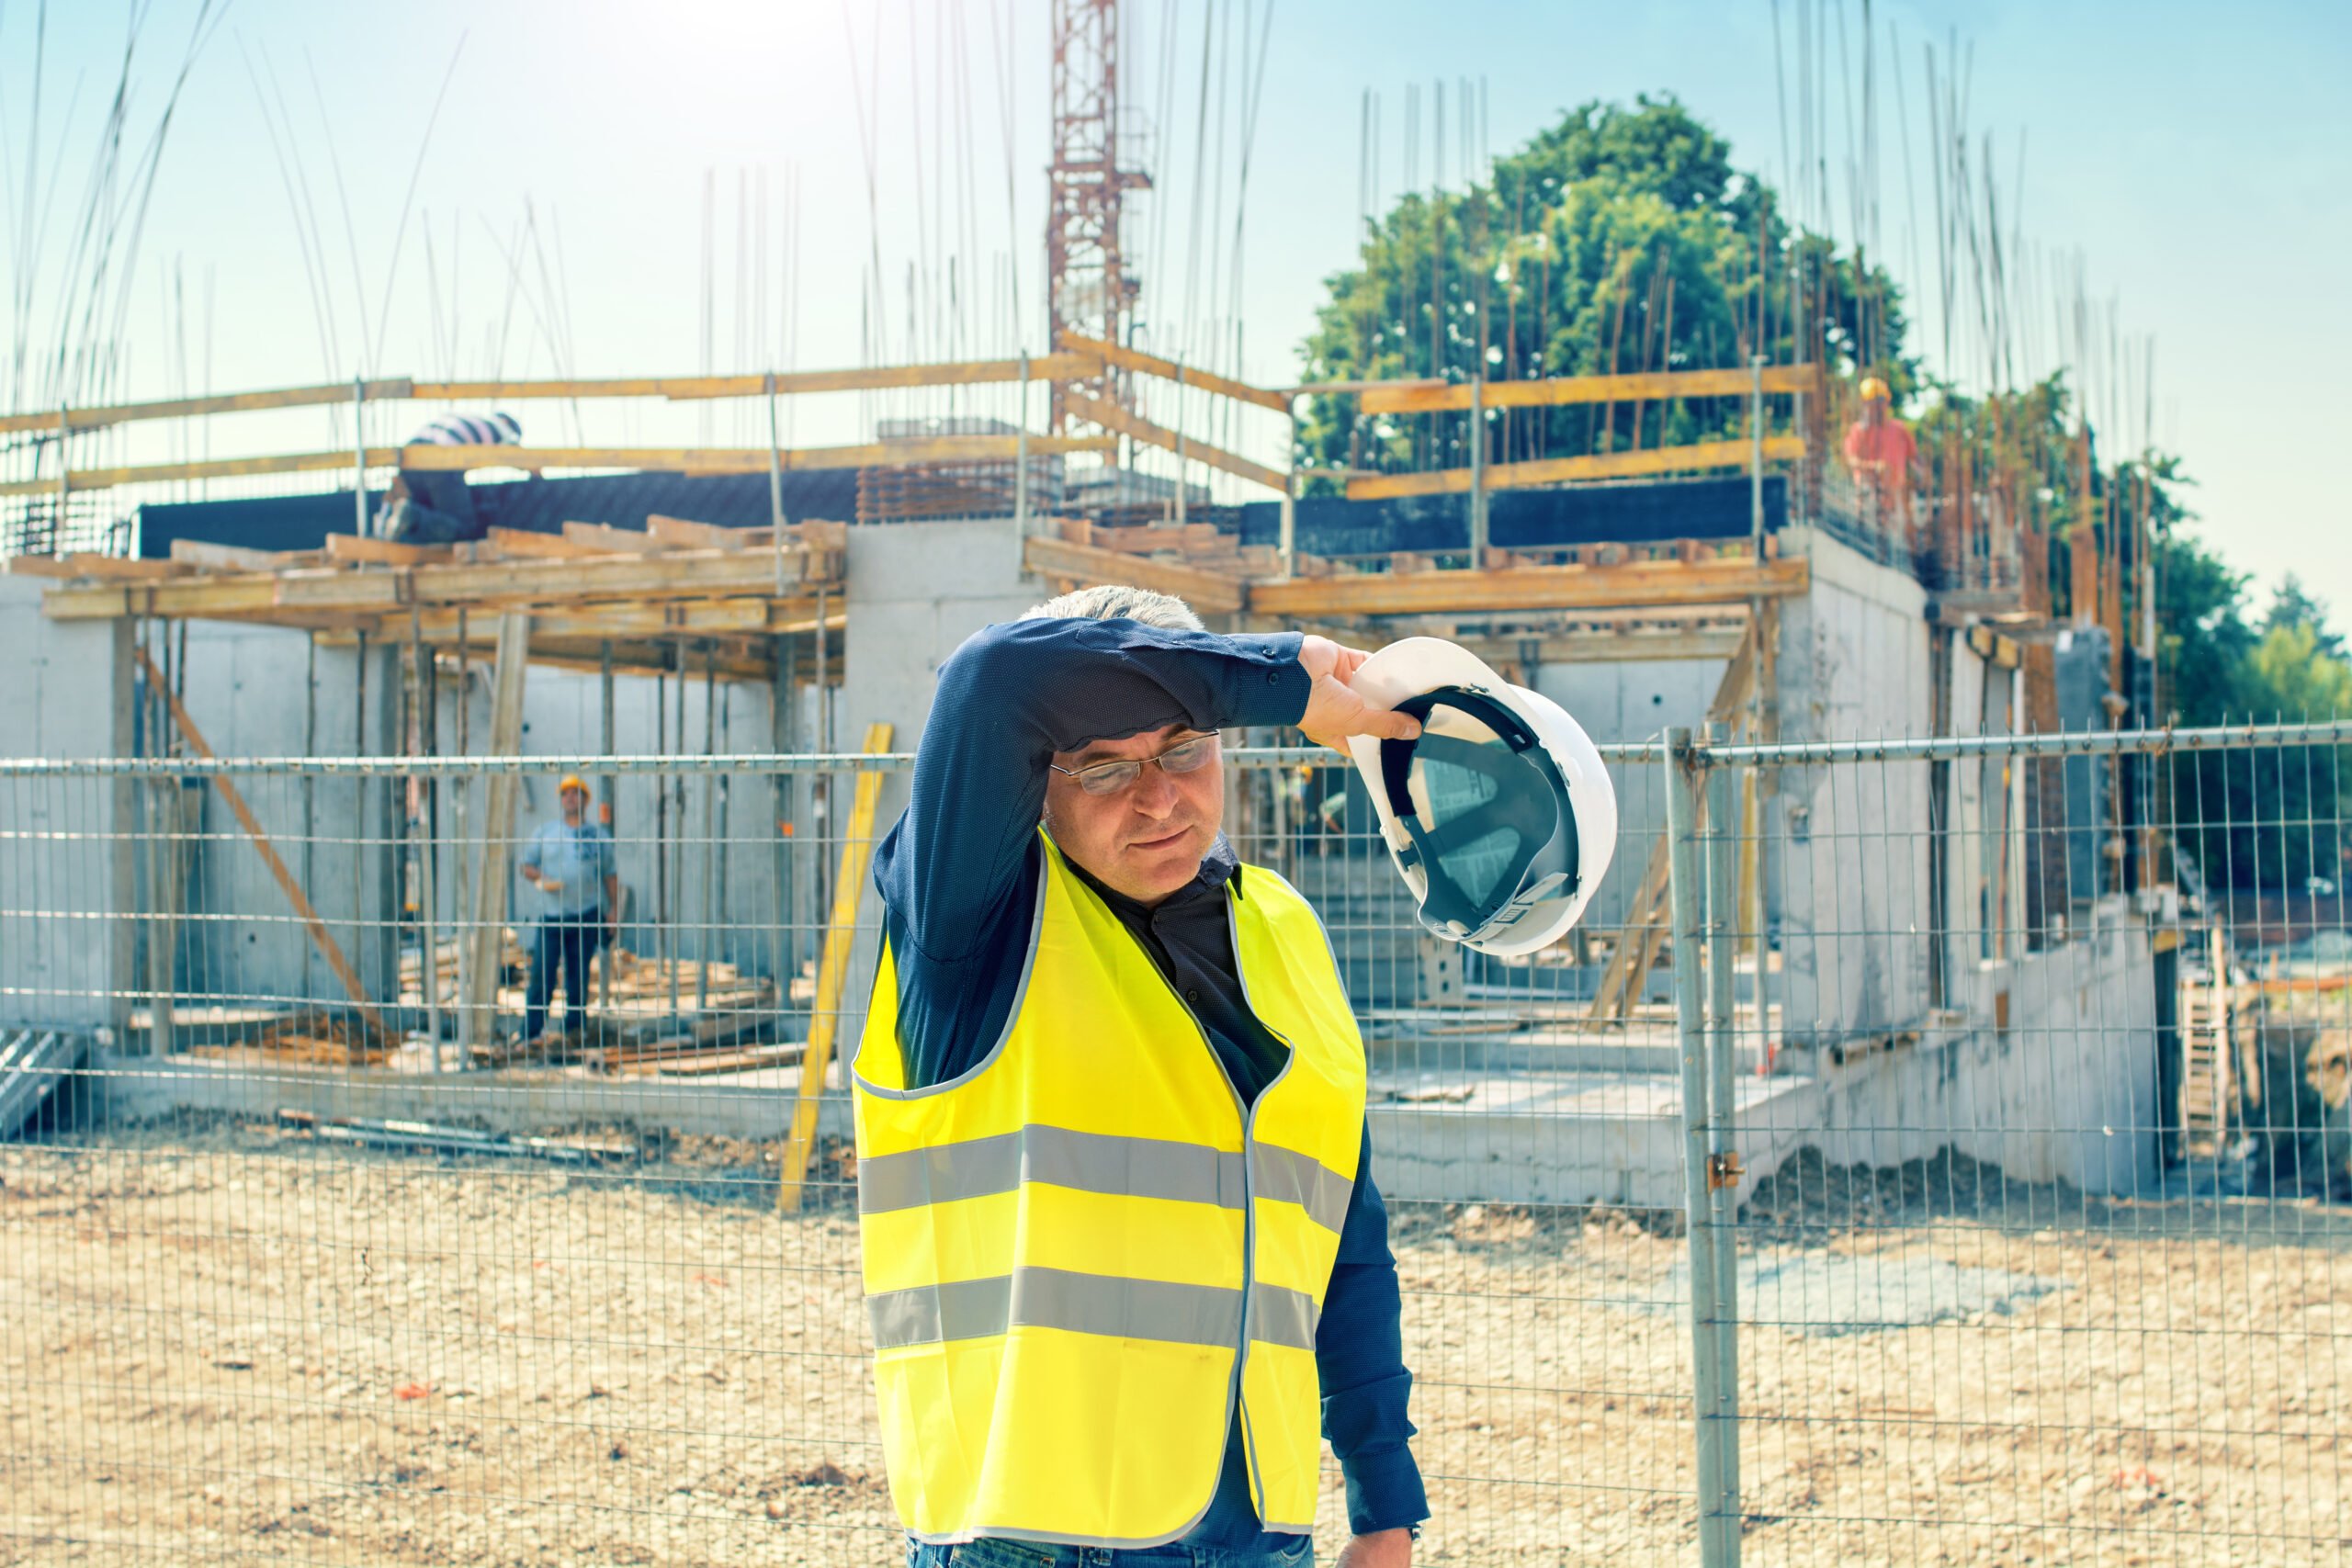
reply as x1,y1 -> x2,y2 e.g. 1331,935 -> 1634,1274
1295,96 -> 1909,491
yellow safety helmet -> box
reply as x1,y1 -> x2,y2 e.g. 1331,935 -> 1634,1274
1858,376 -> 1891,403
557,773 -> 588,795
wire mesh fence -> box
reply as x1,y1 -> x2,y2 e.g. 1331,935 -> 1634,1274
3,725 -> 2349,1563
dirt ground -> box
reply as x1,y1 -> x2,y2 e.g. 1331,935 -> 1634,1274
4,1122 -> 2349,1566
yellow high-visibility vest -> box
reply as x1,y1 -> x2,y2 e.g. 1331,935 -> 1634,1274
852,833 -> 1368,1547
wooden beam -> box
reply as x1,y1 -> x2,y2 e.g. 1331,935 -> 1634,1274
462,614 -> 531,1054
777,720 -> 895,1213
323,533 -> 451,567
1247,556 -> 1810,617
644,514 -> 745,549
1356,364 -> 1822,414
414,352 -> 1100,404
62,554 -> 190,580
1346,435 -> 1808,501
0,378 -> 413,435
560,521 -> 668,554
168,538 -> 297,571
0,432 -> 1119,498
130,645 -> 393,1046
481,526 -> 599,559
1062,389 -> 1288,493
1020,536 -> 1250,615
41,540 -> 829,623
1056,331 -> 1291,414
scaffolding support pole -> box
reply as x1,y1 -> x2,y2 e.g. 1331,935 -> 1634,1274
1280,395 -> 1299,579
1468,376 -> 1488,566
1014,351 -> 1032,571
55,405 -> 69,548
354,378 -> 369,537
767,371 -> 789,596
1750,355 -> 1767,558
1173,363 -> 1188,527
416,634 -> 443,1071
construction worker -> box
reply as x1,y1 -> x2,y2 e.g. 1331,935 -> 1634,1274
379,411 -> 526,545
1843,375 -> 1920,534
855,585 -> 1429,1566
517,774 -> 617,1043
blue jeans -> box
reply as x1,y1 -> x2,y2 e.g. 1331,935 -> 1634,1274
907,1535 -> 1314,1568
523,908 -> 605,1039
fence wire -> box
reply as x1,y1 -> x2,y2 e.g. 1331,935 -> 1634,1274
2,726 -> 2347,1564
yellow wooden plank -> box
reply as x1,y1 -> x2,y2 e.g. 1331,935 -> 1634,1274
481,526 -> 600,559
1355,364 -> 1823,414
1346,435 -> 1809,502
777,721 -> 896,1213
1020,536 -> 1250,615
1248,556 -> 1810,617
560,521 -> 667,554
0,378 -> 413,435
322,533 -> 451,566
644,514 -> 746,549
1062,389 -> 1288,493
168,538 -> 297,571
46,554 -> 187,581
0,433 -> 1122,498
1056,331 -> 1292,414
414,352 -> 1100,404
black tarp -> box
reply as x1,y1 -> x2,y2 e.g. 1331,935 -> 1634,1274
137,470 -> 860,558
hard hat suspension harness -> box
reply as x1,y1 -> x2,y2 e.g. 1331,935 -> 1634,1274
1377,688 -> 1583,942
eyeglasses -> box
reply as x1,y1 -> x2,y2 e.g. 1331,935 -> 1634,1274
1048,733 -> 1221,797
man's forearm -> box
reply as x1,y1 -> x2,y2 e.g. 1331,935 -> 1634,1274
1319,1129 -> 1428,1537
875,618 -> 1307,964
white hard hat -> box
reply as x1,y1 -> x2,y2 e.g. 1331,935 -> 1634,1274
1344,637 -> 1618,956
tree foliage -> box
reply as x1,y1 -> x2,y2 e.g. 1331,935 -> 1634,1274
1295,96 -> 1908,489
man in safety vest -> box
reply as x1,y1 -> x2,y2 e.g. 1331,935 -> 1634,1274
856,584 -> 1430,1566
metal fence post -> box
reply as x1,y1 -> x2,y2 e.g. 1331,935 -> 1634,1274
1665,726 -> 1733,1566
1702,731 -> 1744,1560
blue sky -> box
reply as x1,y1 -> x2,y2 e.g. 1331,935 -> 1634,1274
5,0 -> 2346,621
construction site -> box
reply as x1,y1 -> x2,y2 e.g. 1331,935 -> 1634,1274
3,3 -> 2346,1564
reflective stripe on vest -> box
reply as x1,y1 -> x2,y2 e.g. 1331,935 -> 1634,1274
852,834 -> 1367,1547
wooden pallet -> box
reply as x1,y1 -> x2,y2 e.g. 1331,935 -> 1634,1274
2179,928 -> 2233,1143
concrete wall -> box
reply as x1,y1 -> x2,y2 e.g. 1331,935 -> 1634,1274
1751,916 -> 2163,1196
830,517 -> 1041,1048
163,620 -> 402,1012
1770,526 -> 1937,1043
0,575 -> 134,1030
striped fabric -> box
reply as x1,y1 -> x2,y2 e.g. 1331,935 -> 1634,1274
405,411 -> 521,446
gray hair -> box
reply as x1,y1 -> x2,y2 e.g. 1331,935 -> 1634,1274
1022,582 -> 1204,633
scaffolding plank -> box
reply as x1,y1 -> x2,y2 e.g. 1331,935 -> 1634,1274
1062,389 -> 1287,492
1356,364 -> 1822,414
1249,556 -> 1809,617
1347,435 -> 1807,502
1056,331 -> 1292,413
777,721 -> 895,1213
1020,536 -> 1250,615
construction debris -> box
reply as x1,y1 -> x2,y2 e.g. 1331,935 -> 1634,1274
274,1108 -> 633,1164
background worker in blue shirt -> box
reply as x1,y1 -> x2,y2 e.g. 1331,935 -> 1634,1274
872,584 -> 1430,1565
517,774 -> 618,1043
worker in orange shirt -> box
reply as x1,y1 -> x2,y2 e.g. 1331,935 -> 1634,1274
1843,376 -> 1919,536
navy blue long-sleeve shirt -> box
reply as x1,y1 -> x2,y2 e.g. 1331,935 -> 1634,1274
869,615 -> 1428,1543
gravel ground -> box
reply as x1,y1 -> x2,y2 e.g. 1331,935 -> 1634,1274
4,1123 -> 2349,1566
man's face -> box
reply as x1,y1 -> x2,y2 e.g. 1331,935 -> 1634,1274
560,786 -> 586,824
1043,726 -> 1224,905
